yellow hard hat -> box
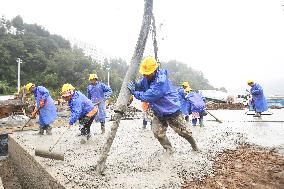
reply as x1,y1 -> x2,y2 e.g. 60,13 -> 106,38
182,82 -> 189,87
139,57 -> 158,75
89,74 -> 98,81
61,83 -> 75,96
25,83 -> 35,91
185,87 -> 191,93
247,80 -> 254,85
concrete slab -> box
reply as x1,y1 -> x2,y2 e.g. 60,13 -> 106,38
8,109 -> 284,188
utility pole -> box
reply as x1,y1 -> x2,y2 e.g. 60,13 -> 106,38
16,58 -> 22,93
107,67 -> 110,87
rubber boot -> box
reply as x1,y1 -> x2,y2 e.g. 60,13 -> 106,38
253,112 -> 261,117
86,126 -> 91,140
80,127 -> 86,136
185,115 -> 189,122
46,126 -> 52,135
192,118 -> 197,126
38,127 -> 44,135
187,136 -> 199,151
142,120 -> 147,129
101,122 -> 105,134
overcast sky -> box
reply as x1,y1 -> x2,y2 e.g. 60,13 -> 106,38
2,0 -> 284,95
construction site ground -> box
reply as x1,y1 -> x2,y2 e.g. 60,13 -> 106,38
0,109 -> 283,188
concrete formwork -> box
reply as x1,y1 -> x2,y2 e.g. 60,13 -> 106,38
8,136 -> 65,189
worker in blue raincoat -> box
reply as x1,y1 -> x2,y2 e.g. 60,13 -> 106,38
178,82 -> 190,122
87,74 -> 112,133
128,57 -> 199,153
62,84 -> 98,140
185,89 -> 206,126
247,80 -> 268,117
25,83 -> 57,135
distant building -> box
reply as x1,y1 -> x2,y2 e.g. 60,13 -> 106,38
68,37 -> 109,64
199,90 -> 229,103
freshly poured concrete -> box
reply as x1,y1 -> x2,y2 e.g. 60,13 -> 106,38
10,109 -> 284,188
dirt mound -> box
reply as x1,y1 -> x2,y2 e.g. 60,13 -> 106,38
183,145 -> 284,189
0,100 -> 28,119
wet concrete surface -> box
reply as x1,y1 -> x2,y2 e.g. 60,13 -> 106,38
10,109 -> 284,188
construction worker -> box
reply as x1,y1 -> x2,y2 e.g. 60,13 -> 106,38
178,82 -> 190,122
87,74 -> 112,133
25,83 -> 57,135
185,88 -> 206,126
127,57 -> 199,153
62,84 -> 98,139
142,101 -> 151,129
247,80 -> 268,117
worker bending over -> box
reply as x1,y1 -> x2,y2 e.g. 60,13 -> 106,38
247,80 -> 268,117
25,83 -> 57,135
128,57 -> 199,153
185,88 -> 206,126
178,82 -> 190,122
62,84 -> 98,139
87,74 -> 112,133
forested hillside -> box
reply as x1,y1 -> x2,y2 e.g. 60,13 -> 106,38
0,15 -> 217,97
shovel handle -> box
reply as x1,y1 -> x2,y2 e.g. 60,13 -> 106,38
21,108 -> 41,131
206,110 -> 223,123
49,128 -> 69,152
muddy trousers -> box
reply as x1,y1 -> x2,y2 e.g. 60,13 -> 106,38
151,112 -> 198,151
79,116 -> 95,135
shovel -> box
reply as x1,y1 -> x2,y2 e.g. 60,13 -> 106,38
206,110 -> 223,123
21,107 -> 41,131
35,128 -> 68,161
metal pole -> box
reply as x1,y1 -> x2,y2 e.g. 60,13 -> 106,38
17,58 -> 22,93
107,68 -> 110,87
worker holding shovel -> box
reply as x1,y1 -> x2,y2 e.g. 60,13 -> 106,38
61,84 -> 98,140
127,57 -> 199,153
25,83 -> 57,135
87,74 -> 112,133
247,80 -> 268,117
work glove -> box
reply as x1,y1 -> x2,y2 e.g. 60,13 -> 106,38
31,110 -> 37,119
127,82 -> 135,94
40,99 -> 45,108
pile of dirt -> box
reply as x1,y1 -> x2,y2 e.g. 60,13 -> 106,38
207,103 -> 246,110
270,105 -> 283,109
0,99 -> 28,119
0,158 -> 22,189
183,145 -> 284,189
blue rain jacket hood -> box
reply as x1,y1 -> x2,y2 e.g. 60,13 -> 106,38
178,86 -> 189,115
69,91 -> 94,125
133,69 -> 181,117
186,91 -> 206,113
87,82 -> 112,122
250,83 -> 268,112
33,86 -> 57,127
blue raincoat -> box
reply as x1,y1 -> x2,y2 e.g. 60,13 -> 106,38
87,82 -> 112,123
68,91 -> 94,125
33,86 -> 57,127
177,86 -> 189,115
250,83 -> 268,112
186,92 -> 206,113
133,69 -> 181,117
